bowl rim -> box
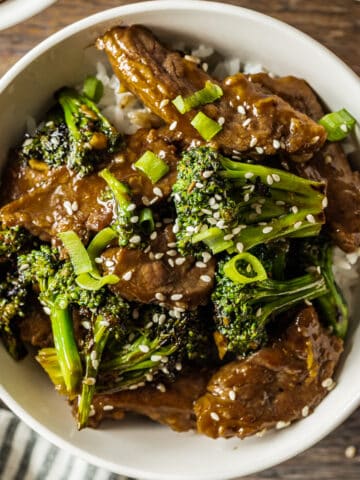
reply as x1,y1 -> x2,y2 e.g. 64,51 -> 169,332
0,1 -> 360,479
0,0 -> 57,31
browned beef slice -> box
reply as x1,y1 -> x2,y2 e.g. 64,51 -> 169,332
102,226 -> 216,309
251,73 -> 360,252
194,306 -> 343,439
97,25 -> 326,157
0,128 -> 178,244
18,305 -> 52,348
87,368 -> 212,431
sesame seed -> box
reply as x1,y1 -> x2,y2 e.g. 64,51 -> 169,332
158,314 -> 166,324
149,252 -> 155,261
130,235 -> 141,244
345,445 -> 356,459
211,203 -> 220,210
99,320 -> 110,327
291,206 -> 298,214
105,260 -> 114,268
157,383 -> 166,393
322,197 -> 328,208
103,405 -> 114,411
210,412 -> 220,421
202,252 -> 212,263
175,362 -> 183,371
186,226 -> 196,233
249,136 -> 257,147
196,261 -> 207,268
236,242 -> 244,253
232,226 -> 242,235
155,292 -> 165,301
142,196 -> 150,206
127,203 -> 136,212
171,293 -> 183,301
306,214 -> 316,224
272,173 -> 281,182
256,146 -> 264,154
159,98 -> 169,108
130,216 -> 139,223
223,233 -> 234,241
201,208 -> 212,215
229,390 -> 236,401
169,121 -> 178,131
168,258 -> 175,267
276,420 -> 290,430
273,139 -> 281,149
237,105 -> 246,115
173,223 -> 179,233
122,271 -> 132,281
200,274 -> 212,283
196,182 -> 204,189
175,257 -> 186,266
302,405 -> 309,417
153,253 -> 163,261
153,187 -> 163,197
202,62 -> 208,72
242,118 -> 251,127
63,201 -> 73,215
294,221 -> 302,229
262,226 -> 273,234
266,174 -> 273,185
43,306 -> 51,315
167,242 -> 177,248
83,377 -> 96,386
150,231 -> 157,240
89,406 -> 96,417
276,200 -> 285,206
215,194 -> 222,201
145,373 -> 153,381
94,257 -> 103,264
218,116 -> 225,126
132,309 -> 139,319
184,54 -> 200,63
71,201 -> 78,212
321,377 -> 334,389
244,193 -> 250,202
156,221 -> 163,228
82,321 -> 91,330
203,170 -> 213,179
139,344 -> 150,353
256,307 -> 262,317
213,211 -> 220,220
167,250 -> 177,257
245,172 -> 254,179
340,124 -> 348,133
304,299 -> 312,306
216,220 -> 225,229
325,155 -> 332,164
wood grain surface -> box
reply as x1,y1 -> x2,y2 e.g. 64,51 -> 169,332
0,1 -> 359,479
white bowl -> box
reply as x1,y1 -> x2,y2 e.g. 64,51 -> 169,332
0,0 -> 57,31
0,1 -> 359,479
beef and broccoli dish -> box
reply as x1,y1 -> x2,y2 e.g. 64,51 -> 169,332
0,25 -> 358,438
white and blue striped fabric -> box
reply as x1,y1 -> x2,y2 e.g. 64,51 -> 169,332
0,408 -> 133,480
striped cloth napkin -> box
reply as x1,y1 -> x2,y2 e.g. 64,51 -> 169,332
0,408 -> 132,480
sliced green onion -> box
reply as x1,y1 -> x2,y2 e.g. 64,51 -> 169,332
134,151 -> 170,184
99,168 -> 130,207
192,227 -> 233,254
87,228 -> 118,261
58,231 -> 93,275
139,208 -> 155,234
319,108 -> 356,141
223,252 -> 267,284
76,272 -> 120,291
172,81 -> 223,114
83,76 -> 104,103
191,112 -> 222,141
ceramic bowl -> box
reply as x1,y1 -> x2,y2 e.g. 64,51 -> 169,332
0,0 -> 57,31
0,1 -> 359,479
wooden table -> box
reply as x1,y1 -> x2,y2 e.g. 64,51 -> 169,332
0,0 -> 359,478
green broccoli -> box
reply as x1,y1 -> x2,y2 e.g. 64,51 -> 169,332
172,147 -> 326,256
20,87 -> 121,177
0,226 -> 34,261
212,251 -> 327,357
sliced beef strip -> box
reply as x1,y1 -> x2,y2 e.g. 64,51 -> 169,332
250,73 -> 360,252
0,128 -> 178,244
194,306 -> 343,439
86,368 -> 212,432
18,304 -> 52,348
102,225 -> 216,309
97,25 -> 326,158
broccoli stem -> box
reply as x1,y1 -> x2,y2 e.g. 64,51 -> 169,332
36,348 -> 67,394
50,306 -> 82,397
77,316 -> 111,429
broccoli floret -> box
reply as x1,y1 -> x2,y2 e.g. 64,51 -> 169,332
292,237 -> 348,338
0,272 -> 27,360
97,304 -> 212,395
212,252 -> 327,357
172,147 -> 326,256
0,226 -> 34,261
20,87 -> 121,177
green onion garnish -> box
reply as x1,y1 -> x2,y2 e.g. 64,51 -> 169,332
191,112 -> 223,141
319,108 -> 356,142
139,208 -> 155,234
172,81 -> 223,114
192,227 -> 233,254
58,231 -> 93,275
99,168 -> 131,209
83,76 -> 104,103
134,151 -> 170,184
76,272 -> 120,291
223,252 -> 267,284
87,227 -> 118,261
